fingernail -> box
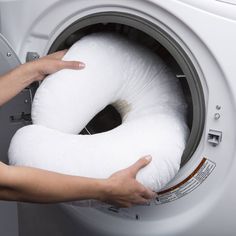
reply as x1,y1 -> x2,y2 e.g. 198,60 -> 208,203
78,62 -> 86,69
145,155 -> 152,161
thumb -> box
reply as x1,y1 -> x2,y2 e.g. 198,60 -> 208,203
128,155 -> 152,177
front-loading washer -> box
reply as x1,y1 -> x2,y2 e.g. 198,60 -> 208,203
1,0 -> 236,235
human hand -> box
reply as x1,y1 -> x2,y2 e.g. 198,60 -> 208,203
101,156 -> 156,208
21,49 -> 85,82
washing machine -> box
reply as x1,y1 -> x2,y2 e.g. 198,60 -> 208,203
0,0 -> 236,235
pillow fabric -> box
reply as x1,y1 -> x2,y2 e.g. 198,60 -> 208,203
8,33 -> 189,192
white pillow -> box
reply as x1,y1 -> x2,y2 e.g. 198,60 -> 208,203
8,33 -> 189,192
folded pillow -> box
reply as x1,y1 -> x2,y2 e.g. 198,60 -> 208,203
8,33 -> 189,191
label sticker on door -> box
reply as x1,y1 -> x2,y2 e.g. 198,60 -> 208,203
155,158 -> 216,205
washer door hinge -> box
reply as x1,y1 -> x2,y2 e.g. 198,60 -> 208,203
8,88 -> 33,125
26,52 -> 40,62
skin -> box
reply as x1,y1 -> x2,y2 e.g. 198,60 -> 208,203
0,50 -> 156,208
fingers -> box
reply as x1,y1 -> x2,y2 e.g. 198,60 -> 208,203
115,202 -> 132,208
45,50 -> 68,60
116,195 -> 154,208
128,155 -> 152,177
103,155 -> 155,209
33,59 -> 85,79
136,197 -> 151,205
141,187 -> 157,200
42,50 -> 86,72
59,60 -> 86,70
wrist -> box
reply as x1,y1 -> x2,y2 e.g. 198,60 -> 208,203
16,62 -> 42,84
94,179 -> 110,202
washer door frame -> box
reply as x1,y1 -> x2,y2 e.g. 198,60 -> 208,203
48,12 -> 206,166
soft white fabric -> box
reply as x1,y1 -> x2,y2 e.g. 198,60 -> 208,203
8,33 -> 189,191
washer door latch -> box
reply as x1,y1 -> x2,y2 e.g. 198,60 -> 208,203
208,129 -> 222,146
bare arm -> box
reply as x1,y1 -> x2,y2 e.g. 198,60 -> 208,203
0,161 -> 104,203
0,50 -> 85,106
0,51 -> 155,207
0,157 -> 155,207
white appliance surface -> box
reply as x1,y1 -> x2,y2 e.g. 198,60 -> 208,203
0,0 -> 236,235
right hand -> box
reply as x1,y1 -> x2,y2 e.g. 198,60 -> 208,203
102,156 -> 157,208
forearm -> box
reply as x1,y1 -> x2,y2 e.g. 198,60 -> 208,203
0,50 -> 85,106
0,164 -> 106,203
0,64 -> 38,106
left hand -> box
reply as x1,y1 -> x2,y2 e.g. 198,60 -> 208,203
0,50 -> 85,106
21,50 -> 85,82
